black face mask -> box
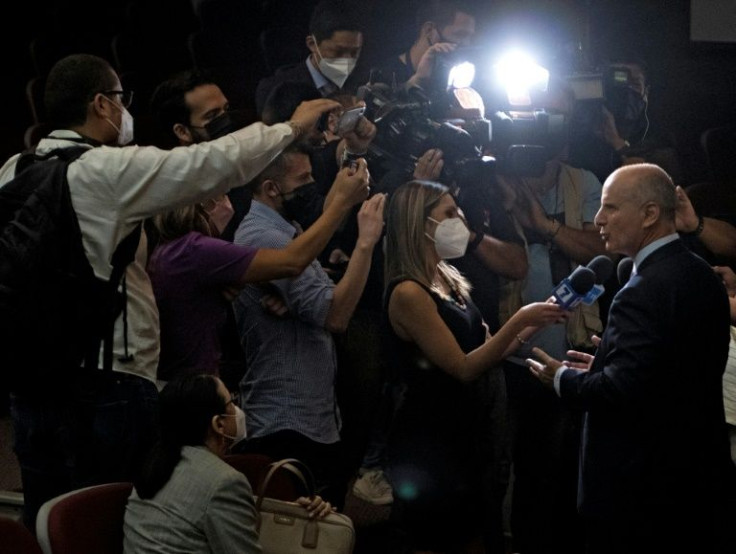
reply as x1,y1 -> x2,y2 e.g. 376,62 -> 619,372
280,181 -> 321,224
190,110 -> 250,142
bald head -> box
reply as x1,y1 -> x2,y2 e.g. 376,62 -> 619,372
606,164 -> 676,222
595,164 -> 677,257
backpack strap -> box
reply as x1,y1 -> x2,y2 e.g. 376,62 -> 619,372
90,222 -> 142,373
14,145 -> 89,177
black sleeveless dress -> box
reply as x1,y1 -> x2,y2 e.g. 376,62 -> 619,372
384,278 -> 488,551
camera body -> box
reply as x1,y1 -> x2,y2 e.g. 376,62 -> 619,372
359,79 -> 565,199
566,65 -> 641,136
358,82 -> 492,191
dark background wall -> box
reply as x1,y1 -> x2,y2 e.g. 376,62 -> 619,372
473,0 -> 736,186
1,0 -> 735,189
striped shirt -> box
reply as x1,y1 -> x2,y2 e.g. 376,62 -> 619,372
233,200 -> 340,444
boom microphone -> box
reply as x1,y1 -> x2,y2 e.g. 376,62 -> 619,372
617,257 -> 634,285
581,255 -> 614,305
551,266 -> 597,309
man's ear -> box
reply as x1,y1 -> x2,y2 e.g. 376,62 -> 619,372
642,201 -> 660,228
263,179 -> 280,199
211,414 -> 225,435
173,122 -> 193,145
306,34 -> 318,54
91,92 -> 110,119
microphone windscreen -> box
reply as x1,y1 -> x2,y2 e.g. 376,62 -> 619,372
587,255 -> 614,284
568,266 -> 597,294
617,257 -> 634,285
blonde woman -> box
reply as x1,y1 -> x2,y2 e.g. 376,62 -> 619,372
383,180 -> 566,554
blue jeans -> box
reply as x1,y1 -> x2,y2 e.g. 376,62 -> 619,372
10,371 -> 159,532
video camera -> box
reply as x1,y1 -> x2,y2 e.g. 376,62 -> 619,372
565,64 -> 644,134
360,48 -> 570,197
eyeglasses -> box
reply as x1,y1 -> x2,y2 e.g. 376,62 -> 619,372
101,90 -> 134,109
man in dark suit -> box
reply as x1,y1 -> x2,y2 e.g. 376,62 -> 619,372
526,163 -> 734,554
255,0 -> 365,118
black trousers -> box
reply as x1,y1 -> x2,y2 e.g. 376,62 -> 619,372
233,429 -> 349,509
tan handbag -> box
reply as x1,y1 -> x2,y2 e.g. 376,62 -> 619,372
255,458 -> 356,554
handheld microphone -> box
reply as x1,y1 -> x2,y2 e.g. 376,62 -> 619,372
617,257 -> 634,285
552,266 -> 596,309
582,255 -> 614,305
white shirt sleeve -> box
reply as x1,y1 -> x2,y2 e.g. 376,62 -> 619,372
553,364 -> 570,397
68,121 -> 294,279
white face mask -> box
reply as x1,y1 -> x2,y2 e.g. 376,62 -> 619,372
104,98 -> 135,146
219,405 -> 247,443
313,38 -> 357,88
204,195 -> 234,236
426,216 -> 470,259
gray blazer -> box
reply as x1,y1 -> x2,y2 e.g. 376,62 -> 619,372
124,445 -> 262,553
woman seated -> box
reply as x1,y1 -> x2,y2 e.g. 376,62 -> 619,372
382,180 -> 567,554
123,373 -> 332,554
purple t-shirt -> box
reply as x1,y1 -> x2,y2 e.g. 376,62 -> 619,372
148,231 -> 257,381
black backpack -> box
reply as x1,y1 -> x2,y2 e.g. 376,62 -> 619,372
0,146 -> 140,393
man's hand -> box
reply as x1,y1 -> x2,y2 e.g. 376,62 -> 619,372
341,113 -> 377,154
408,42 -> 457,87
413,148 -> 444,180
564,335 -> 599,371
513,181 -> 556,235
526,346 -> 565,389
355,193 -> 387,249
675,185 -> 700,233
714,265 -> 736,296
331,158 -> 371,209
597,105 -> 627,151
261,293 -> 289,317
323,248 -> 350,277
289,98 -> 342,134
221,285 -> 241,302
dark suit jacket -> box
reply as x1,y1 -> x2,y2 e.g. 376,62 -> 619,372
559,239 -> 732,534
255,61 -> 315,117
254,59 -> 367,118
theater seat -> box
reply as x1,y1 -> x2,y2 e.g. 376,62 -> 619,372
24,122 -> 53,150
35,482 -> 133,554
0,516 -> 43,554
700,125 -> 736,184
223,453 -> 300,500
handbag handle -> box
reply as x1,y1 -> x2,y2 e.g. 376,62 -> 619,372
255,458 -> 316,511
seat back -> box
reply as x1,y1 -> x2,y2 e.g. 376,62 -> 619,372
35,482 -> 133,554
24,122 -> 53,150
223,453 -> 300,500
0,516 -> 43,554
25,77 -> 46,124
700,125 -> 736,184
